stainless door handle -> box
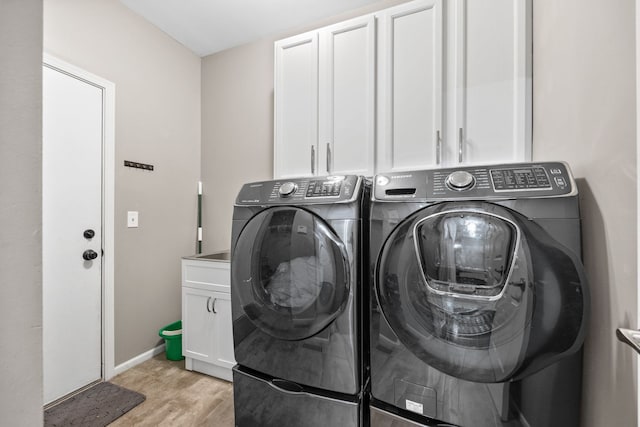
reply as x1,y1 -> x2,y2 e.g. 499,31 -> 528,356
458,128 -> 464,163
436,130 -> 441,165
211,298 -> 217,314
326,143 -> 332,173
617,328 -> 640,354
311,146 -> 316,175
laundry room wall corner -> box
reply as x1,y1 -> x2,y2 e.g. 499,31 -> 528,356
533,0 -> 637,425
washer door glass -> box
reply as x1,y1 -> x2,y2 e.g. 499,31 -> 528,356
376,202 -> 587,383
232,207 -> 350,341
415,211 -> 517,298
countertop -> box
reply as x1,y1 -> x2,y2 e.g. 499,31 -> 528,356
182,251 -> 230,262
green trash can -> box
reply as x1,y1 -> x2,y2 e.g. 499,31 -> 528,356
158,320 -> 184,361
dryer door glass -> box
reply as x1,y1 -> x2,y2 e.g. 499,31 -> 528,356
375,202 -> 588,383
232,207 -> 350,340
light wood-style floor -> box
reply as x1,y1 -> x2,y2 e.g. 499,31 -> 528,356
109,355 -> 234,426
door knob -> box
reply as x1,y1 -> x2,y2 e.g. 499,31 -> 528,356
616,328 -> 640,354
84,229 -> 95,239
82,249 -> 98,261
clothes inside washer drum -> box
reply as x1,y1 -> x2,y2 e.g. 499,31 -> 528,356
267,256 -> 336,310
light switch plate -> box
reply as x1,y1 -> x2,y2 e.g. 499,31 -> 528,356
127,211 -> 139,228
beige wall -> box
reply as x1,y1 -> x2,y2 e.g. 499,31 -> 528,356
0,1 -> 44,424
534,0 -> 637,425
44,0 -> 202,364
200,0 -> 410,253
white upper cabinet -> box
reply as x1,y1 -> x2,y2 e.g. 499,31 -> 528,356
274,0 -> 531,177
318,16 -> 375,177
274,32 -> 319,178
376,0 -> 444,174
446,0 -> 532,166
274,15 -> 375,179
377,0 -> 531,172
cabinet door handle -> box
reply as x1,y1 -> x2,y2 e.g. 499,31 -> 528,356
311,146 -> 316,175
326,143 -> 332,173
211,298 -> 217,314
436,130 -> 441,165
458,128 -> 464,163
206,297 -> 211,313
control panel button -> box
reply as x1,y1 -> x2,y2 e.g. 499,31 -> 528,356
446,171 -> 476,191
278,182 -> 297,197
554,176 -> 567,188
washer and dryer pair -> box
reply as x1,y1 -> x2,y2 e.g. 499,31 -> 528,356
230,162 -> 589,427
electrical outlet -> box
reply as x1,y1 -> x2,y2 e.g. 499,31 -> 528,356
127,211 -> 139,228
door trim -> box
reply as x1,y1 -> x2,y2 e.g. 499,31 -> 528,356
43,54 -> 116,381
636,0 -> 640,424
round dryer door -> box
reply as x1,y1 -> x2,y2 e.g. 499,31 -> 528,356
375,201 -> 588,383
232,206 -> 350,341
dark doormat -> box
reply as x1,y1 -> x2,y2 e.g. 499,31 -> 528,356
44,382 -> 146,427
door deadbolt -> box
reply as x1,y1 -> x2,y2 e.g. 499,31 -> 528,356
82,249 -> 98,261
84,229 -> 95,239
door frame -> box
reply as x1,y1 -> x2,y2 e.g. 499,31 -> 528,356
42,53 -> 116,381
636,0 -> 640,424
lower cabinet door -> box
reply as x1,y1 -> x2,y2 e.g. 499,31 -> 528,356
233,366 -> 360,427
210,291 -> 236,369
182,287 -> 215,362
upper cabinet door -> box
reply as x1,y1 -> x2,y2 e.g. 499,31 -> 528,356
319,15 -> 375,177
377,0 -> 444,174
274,32 -> 319,179
448,0 -> 532,166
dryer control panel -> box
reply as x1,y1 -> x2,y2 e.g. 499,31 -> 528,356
236,175 -> 361,205
374,162 -> 576,201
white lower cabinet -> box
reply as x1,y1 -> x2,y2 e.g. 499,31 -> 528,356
181,257 -> 235,382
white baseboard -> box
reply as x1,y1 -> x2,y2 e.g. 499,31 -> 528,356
111,344 -> 165,377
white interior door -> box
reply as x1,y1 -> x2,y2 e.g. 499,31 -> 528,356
43,64 -> 103,405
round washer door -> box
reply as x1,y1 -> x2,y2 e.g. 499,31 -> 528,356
375,201 -> 588,383
232,206 -> 350,341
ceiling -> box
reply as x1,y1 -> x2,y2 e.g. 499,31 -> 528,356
119,0 -> 381,57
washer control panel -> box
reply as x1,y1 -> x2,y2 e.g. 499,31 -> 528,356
374,162 -> 575,201
236,175 -> 360,205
